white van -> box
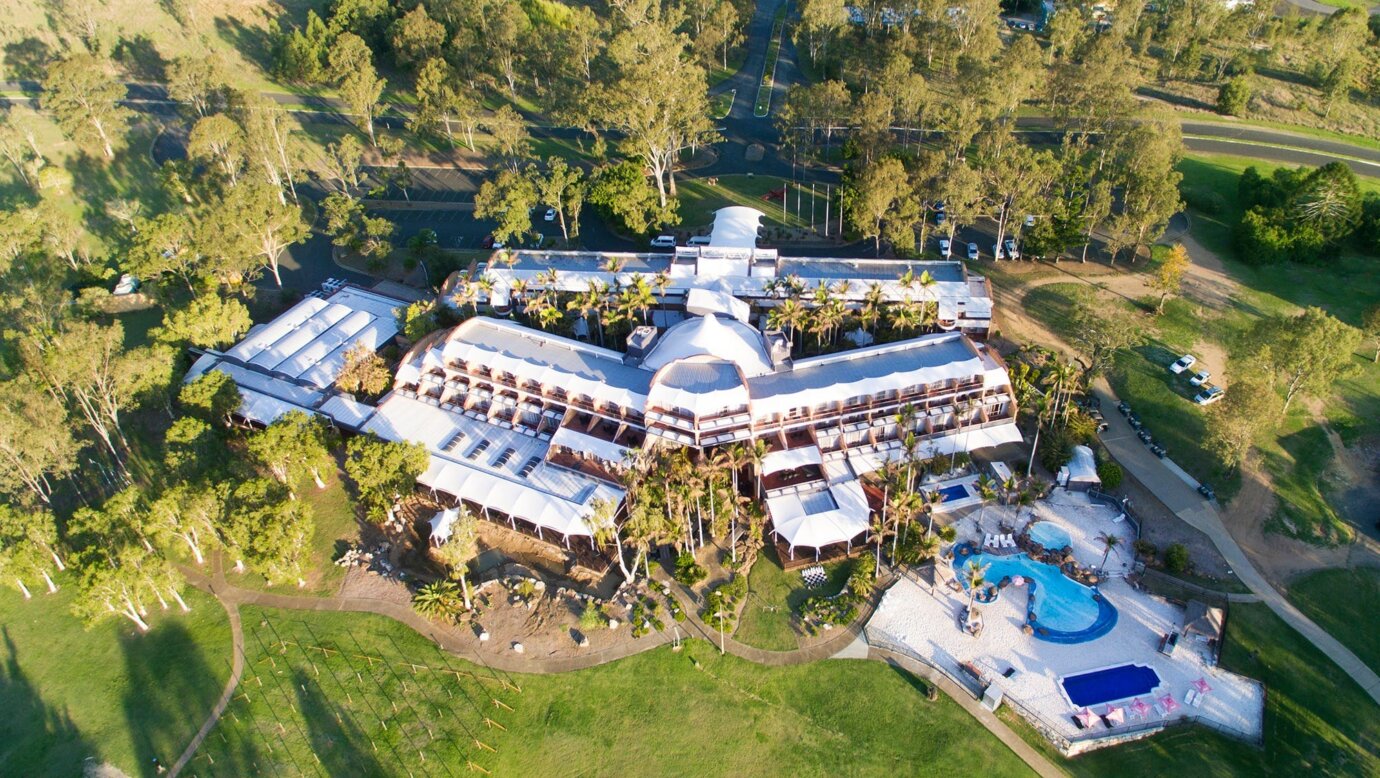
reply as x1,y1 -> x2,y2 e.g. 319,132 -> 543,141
650,235 -> 676,248
686,235 -> 712,246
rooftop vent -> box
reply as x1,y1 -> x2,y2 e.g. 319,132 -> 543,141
623,325 -> 659,366
764,329 -> 793,372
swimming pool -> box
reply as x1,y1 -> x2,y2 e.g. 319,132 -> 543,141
952,546 -> 1118,643
1027,521 -> 1072,551
933,483 -> 971,503
1062,664 -> 1162,707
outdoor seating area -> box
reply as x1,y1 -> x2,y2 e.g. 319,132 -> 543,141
800,565 -> 829,588
984,533 -> 1018,553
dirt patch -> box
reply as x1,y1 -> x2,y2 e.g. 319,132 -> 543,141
1118,468 -> 1235,581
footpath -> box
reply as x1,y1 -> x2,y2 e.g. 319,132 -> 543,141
1093,379 -> 1380,706
169,558 -> 1062,778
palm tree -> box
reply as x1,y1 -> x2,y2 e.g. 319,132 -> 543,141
768,298 -> 806,353
891,298 -> 922,334
747,439 -> 768,499
1096,531 -> 1122,573
916,269 -> 937,316
974,473 -> 997,527
860,282 -> 885,335
433,507 -> 480,609
590,497 -> 632,579
962,559 -> 990,614
924,488 -> 946,535
1042,361 -> 1079,428
722,444 -> 748,563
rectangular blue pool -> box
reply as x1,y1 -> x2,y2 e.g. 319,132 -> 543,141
935,484 -> 970,502
1062,664 -> 1161,707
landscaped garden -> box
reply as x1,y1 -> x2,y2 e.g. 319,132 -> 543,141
0,580 -> 231,776
733,547 -> 853,652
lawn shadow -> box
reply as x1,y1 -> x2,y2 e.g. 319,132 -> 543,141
0,626 -> 98,775
880,655 -> 934,698
111,34 -> 167,82
119,619 -> 225,773
3,37 -> 56,82
212,16 -> 277,75
292,667 -> 388,777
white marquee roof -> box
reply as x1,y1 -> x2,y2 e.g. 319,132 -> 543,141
642,315 -> 774,377
709,206 -> 764,250
768,479 -> 870,550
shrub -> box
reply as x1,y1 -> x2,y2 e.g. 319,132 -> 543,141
1216,76 -> 1252,116
674,551 -> 707,586
1096,461 -> 1124,490
1133,539 -> 1158,561
579,600 -> 606,632
1039,429 -> 1073,474
1165,543 -> 1190,573
938,525 -> 957,543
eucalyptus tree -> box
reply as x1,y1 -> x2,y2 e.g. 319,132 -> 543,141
530,157 -> 586,243
42,53 -> 129,159
343,433 -> 430,521
0,377 -> 79,506
0,504 -> 66,597
223,478 -> 314,586
328,33 -> 387,145
148,482 -> 226,567
247,410 -> 335,497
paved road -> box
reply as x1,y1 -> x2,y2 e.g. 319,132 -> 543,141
1092,380 -> 1380,707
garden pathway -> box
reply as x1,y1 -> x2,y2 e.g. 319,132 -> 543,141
173,558 -> 1062,778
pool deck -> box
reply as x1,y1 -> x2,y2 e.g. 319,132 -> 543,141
952,490 -> 1136,579
869,572 -> 1265,748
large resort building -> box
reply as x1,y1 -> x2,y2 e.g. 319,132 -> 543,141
466,207 -> 997,340
193,207 -> 1020,564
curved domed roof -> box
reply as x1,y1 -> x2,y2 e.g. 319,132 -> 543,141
641,314 -> 773,377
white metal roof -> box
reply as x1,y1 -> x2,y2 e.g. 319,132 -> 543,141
641,315 -> 774,377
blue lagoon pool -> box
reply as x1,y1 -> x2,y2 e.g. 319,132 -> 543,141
1027,521 -> 1072,551
1062,664 -> 1161,707
952,545 -> 1118,644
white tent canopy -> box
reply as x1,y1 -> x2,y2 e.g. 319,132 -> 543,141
767,479 -> 870,551
761,446 -> 824,475
429,507 -> 459,545
709,206 -> 764,250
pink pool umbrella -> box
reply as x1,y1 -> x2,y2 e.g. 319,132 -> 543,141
1104,705 -> 1126,726
1159,694 -> 1181,715
1192,677 -> 1213,695
1075,708 -> 1097,729
1012,575 -> 1026,587
1129,698 -> 1152,719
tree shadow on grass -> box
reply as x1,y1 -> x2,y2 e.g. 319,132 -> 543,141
292,667 -> 388,777
120,620 -> 224,775
0,627 -> 97,775
2,37 -> 57,82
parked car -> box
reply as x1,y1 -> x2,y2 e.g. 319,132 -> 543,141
1194,385 -> 1225,405
543,208 -> 556,222
481,234 -> 505,249
1151,444 -> 1168,458
1169,354 -> 1196,374
1116,401 -> 1131,416
649,235 -> 677,249
1003,238 -> 1019,260
1198,483 -> 1216,501
1137,429 -> 1153,444
1025,214 -> 1036,228
966,242 -> 979,260
1189,370 -> 1210,387
938,237 -> 952,257
993,243 -> 1005,260
935,209 -> 947,226
686,235 -> 712,246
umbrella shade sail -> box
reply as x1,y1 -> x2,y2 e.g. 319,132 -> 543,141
1104,706 -> 1126,725
1192,677 -> 1213,694
1129,698 -> 1151,718
1158,695 -> 1181,714
1074,708 -> 1097,728
429,508 -> 459,545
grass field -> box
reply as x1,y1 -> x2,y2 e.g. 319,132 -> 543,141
0,578 -> 231,777
733,547 -> 850,652
999,602 -> 1380,777
678,174 -> 817,229
191,606 -> 1034,777
1287,567 -> 1380,676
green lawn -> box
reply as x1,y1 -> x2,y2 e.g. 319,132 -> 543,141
192,606 -> 1034,777
734,546 -> 851,652
1000,602 -> 1380,776
678,174 -> 815,229
1288,567 -> 1380,676
0,578 -> 231,777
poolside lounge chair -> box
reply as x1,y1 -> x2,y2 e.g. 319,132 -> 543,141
1003,534 -> 1017,548
983,534 -> 996,548
1187,689 -> 1204,708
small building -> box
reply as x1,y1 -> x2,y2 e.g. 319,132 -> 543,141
1183,600 -> 1226,649
183,285 -> 407,427
1057,445 -> 1100,492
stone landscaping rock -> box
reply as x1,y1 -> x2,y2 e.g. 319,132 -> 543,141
512,642 -> 524,653
608,618 -> 620,630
